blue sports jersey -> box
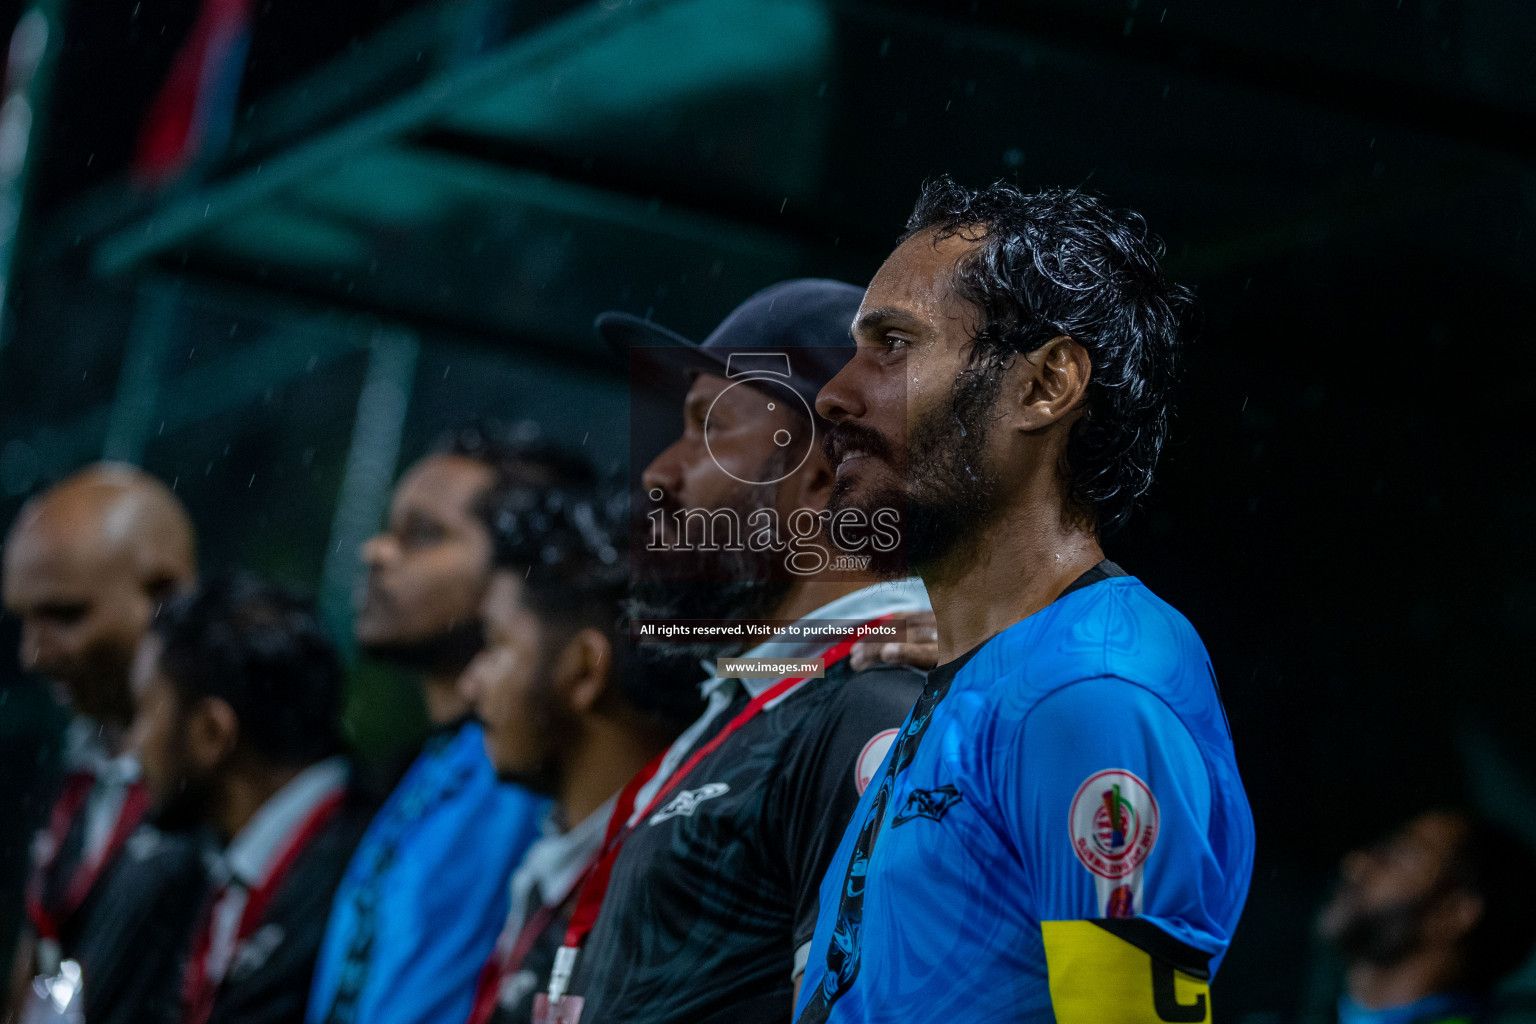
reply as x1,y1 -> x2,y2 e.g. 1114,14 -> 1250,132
306,721 -> 547,1024
796,571 -> 1255,1024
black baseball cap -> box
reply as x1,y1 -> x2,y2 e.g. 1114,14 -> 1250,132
595,278 -> 864,416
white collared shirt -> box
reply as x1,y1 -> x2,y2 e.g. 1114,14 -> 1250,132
627,579 -> 930,826
203,756 -> 349,986
59,719 -> 141,873
505,795 -> 617,937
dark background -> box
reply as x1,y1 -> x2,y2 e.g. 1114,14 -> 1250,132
0,0 -> 1531,1019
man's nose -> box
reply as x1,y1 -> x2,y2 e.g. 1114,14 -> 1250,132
456,660 -> 483,703
816,357 -> 866,424
360,532 -> 396,567
641,442 -> 685,499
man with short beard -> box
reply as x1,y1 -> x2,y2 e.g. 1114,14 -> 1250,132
306,429 -> 564,1024
799,179 -> 1255,1023
543,279 -> 931,1024
128,575 -> 372,1024
1318,811 -> 1536,1024
459,467 -> 684,1024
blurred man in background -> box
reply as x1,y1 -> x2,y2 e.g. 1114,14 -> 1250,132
1319,810 -> 1536,1024
4,464 -> 205,1023
460,465 -> 683,1024
544,280 -> 930,1024
129,574 -> 370,1024
306,429 -> 567,1024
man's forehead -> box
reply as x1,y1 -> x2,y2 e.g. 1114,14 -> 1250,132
395,455 -> 493,513
4,563 -> 98,605
684,371 -> 731,402
5,523 -> 125,592
686,371 -> 801,426
860,229 -> 977,328
686,372 -> 756,414
1407,812 -> 1468,853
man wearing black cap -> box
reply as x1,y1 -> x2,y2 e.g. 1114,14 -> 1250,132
538,280 -> 931,1024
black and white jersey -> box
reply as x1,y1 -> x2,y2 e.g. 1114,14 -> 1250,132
571,582 -> 929,1024
74,824 -> 214,1024
184,759 -> 373,1024
201,803 -> 371,1024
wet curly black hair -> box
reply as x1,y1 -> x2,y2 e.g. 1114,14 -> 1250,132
437,419 -> 598,493
480,467 -> 698,735
904,176 -> 1197,533
481,475 -> 628,621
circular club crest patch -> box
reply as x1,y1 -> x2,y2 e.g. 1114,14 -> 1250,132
855,729 -> 899,795
1068,769 -> 1159,880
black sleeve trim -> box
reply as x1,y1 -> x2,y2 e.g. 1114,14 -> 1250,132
1089,919 -> 1213,981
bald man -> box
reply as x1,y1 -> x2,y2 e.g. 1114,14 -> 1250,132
5,463 -> 207,1024
6,463 -> 196,729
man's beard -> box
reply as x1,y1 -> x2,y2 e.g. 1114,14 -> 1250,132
825,363 -> 1004,577
64,658 -> 138,729
148,771 -> 216,833
619,642 -> 713,735
358,618 -> 485,677
486,662 -> 568,797
629,459 -> 796,663
1319,888 -> 1424,968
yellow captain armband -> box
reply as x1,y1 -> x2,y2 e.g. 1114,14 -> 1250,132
1041,919 -> 1213,1024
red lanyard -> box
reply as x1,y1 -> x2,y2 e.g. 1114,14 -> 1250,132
26,771 -> 150,941
543,620 -> 886,1006
181,789 -> 345,1024
467,854 -> 597,1024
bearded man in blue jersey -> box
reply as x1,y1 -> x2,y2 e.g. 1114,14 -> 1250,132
305,428 -> 563,1024
798,178 -> 1256,1023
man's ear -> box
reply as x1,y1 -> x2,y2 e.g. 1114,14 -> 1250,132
1004,336 -> 1092,433
554,628 -> 614,717
185,696 -> 239,770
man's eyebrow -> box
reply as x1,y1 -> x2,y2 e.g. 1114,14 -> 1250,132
855,306 -> 927,335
